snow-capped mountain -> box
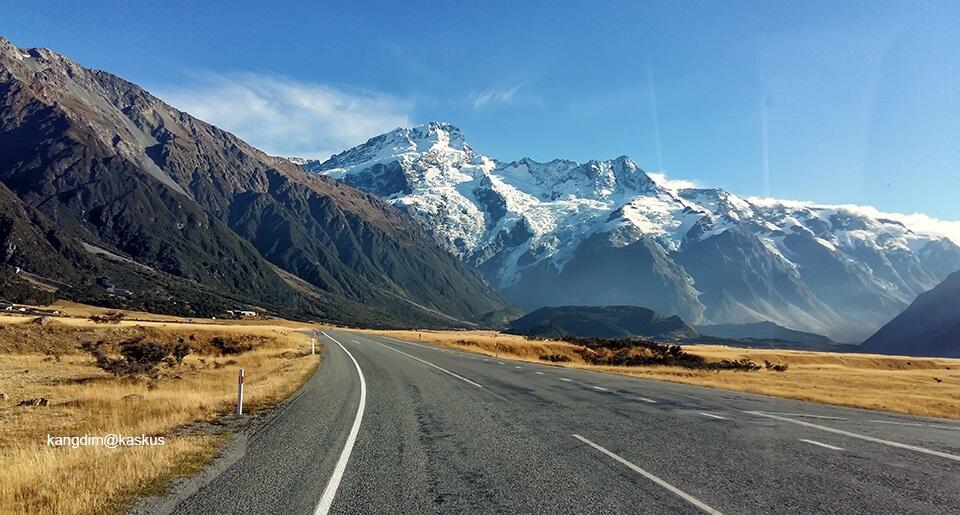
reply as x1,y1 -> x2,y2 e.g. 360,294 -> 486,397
300,122 -> 960,341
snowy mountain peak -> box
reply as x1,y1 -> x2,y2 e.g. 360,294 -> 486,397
304,124 -> 960,341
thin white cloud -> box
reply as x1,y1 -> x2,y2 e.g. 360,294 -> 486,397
647,171 -> 699,191
469,82 -> 535,109
748,196 -> 960,244
152,72 -> 413,160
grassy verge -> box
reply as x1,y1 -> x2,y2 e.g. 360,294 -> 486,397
0,314 -> 320,514
361,329 -> 960,420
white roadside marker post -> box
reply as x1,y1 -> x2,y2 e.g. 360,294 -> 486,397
311,337 -> 316,355
236,368 -> 245,415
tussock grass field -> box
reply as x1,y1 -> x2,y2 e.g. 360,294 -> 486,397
364,329 -> 960,420
0,311 -> 319,515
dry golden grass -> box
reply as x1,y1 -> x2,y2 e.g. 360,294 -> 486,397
0,314 -> 319,515
364,329 -> 960,420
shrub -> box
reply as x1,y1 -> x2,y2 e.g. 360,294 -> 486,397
539,354 -> 571,363
764,360 -> 789,372
80,337 -> 187,377
211,336 -> 255,355
88,311 -> 125,324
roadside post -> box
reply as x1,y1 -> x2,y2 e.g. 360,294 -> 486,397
311,337 -> 316,355
496,341 -> 500,358
237,368 -> 245,415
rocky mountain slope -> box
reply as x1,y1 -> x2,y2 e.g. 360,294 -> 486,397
305,122 -> 960,340
860,271 -> 960,357
504,305 -> 700,340
698,321 -> 834,346
0,37 -> 510,326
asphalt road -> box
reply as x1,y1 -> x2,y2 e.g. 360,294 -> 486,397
153,330 -> 960,514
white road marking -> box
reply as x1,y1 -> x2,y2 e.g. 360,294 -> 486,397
699,412 -> 728,420
573,434 -> 723,515
800,439 -> 845,451
629,396 -> 658,404
759,412 -> 845,420
483,359 -> 490,362
593,386 -> 609,391
535,371 -> 545,375
315,332 -> 367,515
514,365 -> 523,369
868,420 -> 960,431
351,340 -> 360,344
373,340 -> 483,388
746,411 -> 960,462
497,361 -> 505,365
560,378 -> 573,382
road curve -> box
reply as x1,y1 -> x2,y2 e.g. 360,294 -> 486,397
148,330 -> 960,514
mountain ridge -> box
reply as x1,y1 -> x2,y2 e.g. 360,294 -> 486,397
0,37 -> 511,326
301,122 -> 960,340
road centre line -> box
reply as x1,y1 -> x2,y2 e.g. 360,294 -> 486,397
535,371 -> 545,375
800,439 -> 845,451
315,332 -> 367,515
759,412 -> 845,420
573,434 -> 723,515
593,386 -> 609,391
746,411 -> 960,462
699,412 -> 728,420
867,419 -> 960,431
372,339 -> 484,388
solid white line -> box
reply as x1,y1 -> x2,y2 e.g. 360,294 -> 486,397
868,420 -> 960,431
699,412 -> 728,420
746,411 -> 960,462
535,371 -> 545,375
372,340 -> 484,388
800,439 -> 845,451
573,434 -> 723,515
315,332 -> 367,515
593,386 -> 609,391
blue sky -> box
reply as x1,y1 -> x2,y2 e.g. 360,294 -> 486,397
3,1 -> 959,218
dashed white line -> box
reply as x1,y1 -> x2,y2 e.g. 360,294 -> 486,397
699,412 -> 728,420
573,434 -> 723,515
535,371 -> 545,375
868,420 -> 960,431
800,439 -> 845,451
514,365 -> 523,369
761,412 -> 845,421
593,386 -> 609,391
630,396 -> 658,404
560,378 -> 573,382
497,361 -> 505,365
372,340 -> 484,388
315,332 -> 367,515
746,411 -> 960,462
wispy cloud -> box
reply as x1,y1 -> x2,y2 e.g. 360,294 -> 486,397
647,171 -> 699,191
152,72 -> 413,160
469,82 -> 536,109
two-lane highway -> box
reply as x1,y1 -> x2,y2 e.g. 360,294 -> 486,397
149,330 -> 960,514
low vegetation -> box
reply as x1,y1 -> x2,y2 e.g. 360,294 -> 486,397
363,329 -> 960,420
0,312 -> 319,515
